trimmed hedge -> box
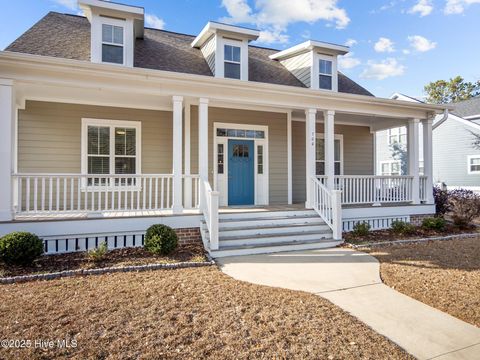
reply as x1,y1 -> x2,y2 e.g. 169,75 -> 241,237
0,232 -> 44,265
145,224 -> 178,255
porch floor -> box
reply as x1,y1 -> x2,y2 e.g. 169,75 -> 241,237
10,202 -> 422,222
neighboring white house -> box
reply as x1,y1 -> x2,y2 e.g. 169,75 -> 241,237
378,93 -> 480,192
0,0 -> 449,257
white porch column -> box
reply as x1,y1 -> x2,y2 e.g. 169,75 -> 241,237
324,110 -> 335,191
184,102 -> 192,209
287,111 -> 292,205
198,98 -> 209,210
172,96 -> 183,214
305,108 -> 316,208
0,79 -> 14,221
408,118 -> 420,204
422,118 -> 434,204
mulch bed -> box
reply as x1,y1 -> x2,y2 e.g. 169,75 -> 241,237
367,236 -> 480,328
0,266 -> 412,359
0,244 -> 207,278
344,224 -> 478,245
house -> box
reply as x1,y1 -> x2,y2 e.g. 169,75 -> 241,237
433,97 -> 480,192
0,0 -> 449,257
377,94 -> 480,193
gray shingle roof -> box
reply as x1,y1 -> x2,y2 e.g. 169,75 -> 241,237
452,96 -> 480,118
6,12 -> 373,97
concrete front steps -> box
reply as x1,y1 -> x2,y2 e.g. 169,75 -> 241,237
203,209 -> 341,257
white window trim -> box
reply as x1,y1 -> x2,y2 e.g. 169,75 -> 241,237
388,127 -> 407,145
81,118 -> 142,189
467,155 -> 480,174
223,38 -> 242,80
318,56 -> 333,91
380,160 -> 401,176
100,17 -> 126,66
316,134 -> 344,175
311,53 -> 338,92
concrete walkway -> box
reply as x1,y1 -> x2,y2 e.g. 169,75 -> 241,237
217,248 -> 480,360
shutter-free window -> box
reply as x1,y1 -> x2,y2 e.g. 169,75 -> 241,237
319,59 -> 333,90
224,44 -> 241,79
316,138 -> 342,175
102,24 -> 124,64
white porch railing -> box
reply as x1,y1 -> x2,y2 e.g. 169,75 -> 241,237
13,173 -> 197,215
318,175 -> 415,205
419,175 -> 428,202
200,179 -> 219,250
311,177 -> 342,240
183,174 -> 200,209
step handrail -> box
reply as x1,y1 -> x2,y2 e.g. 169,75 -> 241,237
310,176 -> 342,240
200,179 -> 219,250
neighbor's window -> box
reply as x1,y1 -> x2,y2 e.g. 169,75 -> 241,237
224,44 -> 241,79
102,23 -> 124,64
316,137 -> 342,175
468,155 -> 480,174
319,58 -> 333,90
83,120 -> 140,186
381,161 -> 401,176
388,127 -> 407,145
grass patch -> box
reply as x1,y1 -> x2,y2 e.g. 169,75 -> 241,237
0,267 -> 412,359
368,236 -> 480,327
0,244 -> 206,278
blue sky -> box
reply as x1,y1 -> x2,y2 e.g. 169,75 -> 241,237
1,0 -> 479,98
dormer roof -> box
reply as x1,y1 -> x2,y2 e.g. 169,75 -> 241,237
269,40 -> 349,60
79,0 -> 145,38
191,21 -> 260,48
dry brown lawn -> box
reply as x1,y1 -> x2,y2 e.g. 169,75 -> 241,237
369,236 -> 480,327
0,266 -> 411,359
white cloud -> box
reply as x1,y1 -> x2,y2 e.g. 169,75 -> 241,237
409,0 -> 433,16
360,58 -> 405,80
402,49 -> 411,54
52,0 -> 78,11
338,52 -> 361,70
408,35 -> 436,52
374,37 -> 395,53
257,30 -> 289,44
344,38 -> 357,47
444,0 -> 480,14
221,0 -> 350,45
145,14 -> 165,29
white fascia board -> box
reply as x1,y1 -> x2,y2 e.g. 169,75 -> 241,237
0,51 -> 452,118
433,113 -> 480,131
78,0 -> 144,16
191,21 -> 260,48
390,93 -> 421,103
269,40 -> 349,60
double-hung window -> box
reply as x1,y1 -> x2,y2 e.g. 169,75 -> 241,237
316,135 -> 343,175
381,161 -> 401,176
102,22 -> 124,65
224,44 -> 241,79
319,57 -> 333,90
82,119 -> 141,187
468,155 -> 480,174
388,127 -> 407,145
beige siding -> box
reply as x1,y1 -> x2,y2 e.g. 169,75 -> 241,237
190,106 -> 288,204
280,52 -> 312,88
18,101 -> 173,174
200,35 -> 216,75
292,121 -> 374,203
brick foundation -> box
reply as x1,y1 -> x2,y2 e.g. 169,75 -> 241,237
410,214 -> 435,226
175,227 -> 202,246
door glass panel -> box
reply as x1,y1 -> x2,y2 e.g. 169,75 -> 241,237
217,144 -> 224,174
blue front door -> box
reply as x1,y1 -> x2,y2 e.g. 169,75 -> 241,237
228,139 -> 254,205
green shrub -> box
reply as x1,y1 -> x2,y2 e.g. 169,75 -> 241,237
88,241 -> 108,262
390,220 -> 416,235
421,217 -> 446,231
351,222 -> 371,237
0,232 -> 44,265
145,224 -> 178,255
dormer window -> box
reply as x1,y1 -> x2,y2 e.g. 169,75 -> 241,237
224,43 -> 241,79
319,58 -> 333,90
102,22 -> 124,65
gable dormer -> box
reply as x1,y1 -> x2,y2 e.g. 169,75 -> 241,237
270,40 -> 349,92
79,0 -> 144,67
191,22 -> 259,81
